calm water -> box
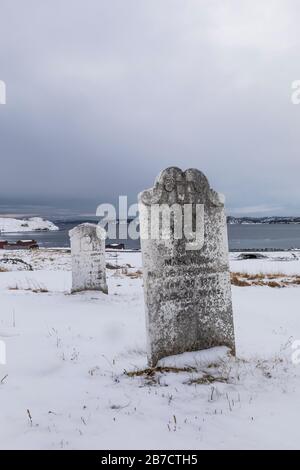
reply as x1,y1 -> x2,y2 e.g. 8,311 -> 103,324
2,221 -> 300,251
227,224 -> 300,250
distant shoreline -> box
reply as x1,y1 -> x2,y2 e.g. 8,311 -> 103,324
1,214 -> 300,226
227,216 -> 300,224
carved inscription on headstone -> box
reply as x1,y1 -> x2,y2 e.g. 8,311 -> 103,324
139,167 -> 235,366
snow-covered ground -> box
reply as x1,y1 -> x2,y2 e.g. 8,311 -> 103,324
230,251 -> 300,275
0,217 -> 58,233
0,249 -> 300,450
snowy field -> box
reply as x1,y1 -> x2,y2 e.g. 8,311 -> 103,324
0,249 -> 300,450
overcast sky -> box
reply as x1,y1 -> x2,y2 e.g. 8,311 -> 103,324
0,0 -> 300,216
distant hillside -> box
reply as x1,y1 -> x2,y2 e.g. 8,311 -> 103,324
227,216 -> 300,224
0,217 -> 59,233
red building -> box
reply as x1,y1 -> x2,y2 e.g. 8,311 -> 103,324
0,240 -> 38,250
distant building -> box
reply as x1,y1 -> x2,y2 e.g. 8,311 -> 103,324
0,240 -> 38,250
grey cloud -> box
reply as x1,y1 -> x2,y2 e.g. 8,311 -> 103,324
0,0 -> 300,216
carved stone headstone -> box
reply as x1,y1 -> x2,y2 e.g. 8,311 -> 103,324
69,223 -> 108,294
139,167 -> 235,366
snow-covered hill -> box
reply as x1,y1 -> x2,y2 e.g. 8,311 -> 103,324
0,217 -> 59,233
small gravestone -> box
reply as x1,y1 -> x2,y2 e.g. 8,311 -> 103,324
69,223 -> 108,294
139,167 -> 235,366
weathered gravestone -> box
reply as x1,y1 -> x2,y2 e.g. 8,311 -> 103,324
139,167 -> 235,366
69,223 -> 108,294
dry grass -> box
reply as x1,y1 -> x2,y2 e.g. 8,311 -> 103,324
231,271 -> 300,288
125,365 -> 196,378
123,269 -> 143,279
230,273 -> 251,287
187,374 -> 229,385
125,366 -> 231,387
8,284 -> 48,293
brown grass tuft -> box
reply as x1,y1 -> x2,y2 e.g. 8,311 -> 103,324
187,374 -> 229,385
125,365 -> 196,378
231,271 -> 300,288
124,270 -> 143,279
231,273 -> 251,287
